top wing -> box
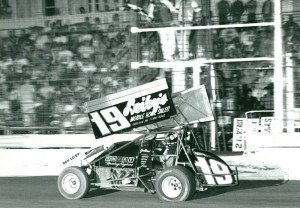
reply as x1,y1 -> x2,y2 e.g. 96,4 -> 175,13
86,79 -> 177,139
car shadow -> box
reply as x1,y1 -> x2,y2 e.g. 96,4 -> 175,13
193,180 -> 287,200
85,180 -> 287,200
85,187 -> 119,198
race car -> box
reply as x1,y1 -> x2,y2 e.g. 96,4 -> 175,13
57,79 -> 238,201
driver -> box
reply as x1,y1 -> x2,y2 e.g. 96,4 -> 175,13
160,132 -> 178,167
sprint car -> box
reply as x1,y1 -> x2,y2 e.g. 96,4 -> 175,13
57,79 -> 238,201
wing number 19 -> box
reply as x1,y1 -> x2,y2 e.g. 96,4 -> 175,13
89,106 -> 131,136
195,157 -> 233,185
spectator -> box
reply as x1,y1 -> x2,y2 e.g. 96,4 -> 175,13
93,17 -> 102,30
18,78 -> 36,126
246,0 -> 257,23
283,15 -> 300,53
35,80 -> 55,127
14,53 -> 29,72
260,84 -> 274,110
0,71 -> 7,98
67,30 -> 80,52
35,33 -> 51,50
213,30 -> 224,58
35,95 -> 53,126
220,28 -> 241,58
112,13 -> 121,30
78,40 -> 94,59
107,24 -> 118,39
6,64 -> 21,83
70,62 -> 84,79
1,54 -> 13,71
262,0 -> 273,22
254,29 -> 273,56
114,0 -> 120,11
240,28 -> 256,57
231,0 -> 244,23
283,15 -> 300,34
81,58 -> 97,73
175,0 -> 202,60
148,0 -> 178,61
0,96 -> 10,125
92,33 -> 105,51
42,20 -> 52,33
109,38 -> 119,55
222,87 -> 238,117
7,30 -> 18,48
8,83 -> 23,126
78,6 -> 86,14
217,0 -> 230,25
238,88 -> 262,115
0,1 -> 12,19
82,17 -> 92,31
21,65 -> 32,80
96,0 -> 105,12
17,29 -> 31,46
57,45 -> 73,65
103,0 -> 117,11
38,80 -> 55,99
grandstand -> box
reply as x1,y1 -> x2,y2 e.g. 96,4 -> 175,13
0,0 -> 299,151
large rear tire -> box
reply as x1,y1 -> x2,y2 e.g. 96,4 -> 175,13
155,166 -> 196,201
58,166 -> 90,199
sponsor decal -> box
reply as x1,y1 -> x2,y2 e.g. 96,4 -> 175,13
105,156 -> 136,167
62,152 -> 81,165
88,89 -> 176,139
84,145 -> 105,159
139,149 -> 151,167
123,93 -> 168,117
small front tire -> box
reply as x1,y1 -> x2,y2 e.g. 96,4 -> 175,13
58,166 -> 90,199
155,166 -> 196,201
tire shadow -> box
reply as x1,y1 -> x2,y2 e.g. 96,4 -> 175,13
192,180 -> 287,200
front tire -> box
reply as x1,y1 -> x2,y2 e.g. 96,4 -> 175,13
58,166 -> 90,199
155,166 -> 196,201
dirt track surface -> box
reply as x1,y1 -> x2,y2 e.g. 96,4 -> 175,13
0,177 -> 299,208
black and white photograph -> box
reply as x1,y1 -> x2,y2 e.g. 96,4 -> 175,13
0,0 -> 300,207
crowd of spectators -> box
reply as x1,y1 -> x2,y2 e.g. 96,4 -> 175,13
0,0 -> 12,19
214,61 -> 274,148
0,0 -> 297,136
0,17 -> 134,132
213,26 -> 274,59
140,26 -> 274,62
216,61 -> 274,115
138,0 -> 276,62
216,0 -> 274,24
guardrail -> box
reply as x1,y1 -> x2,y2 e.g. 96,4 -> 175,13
0,126 -> 61,135
0,125 -> 93,135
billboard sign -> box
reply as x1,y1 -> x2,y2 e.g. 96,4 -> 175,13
232,118 -> 247,152
86,79 -> 177,139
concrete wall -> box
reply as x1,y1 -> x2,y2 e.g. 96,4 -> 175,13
0,133 -> 300,180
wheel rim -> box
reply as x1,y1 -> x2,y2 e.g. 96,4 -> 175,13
61,173 -> 81,194
161,176 -> 182,198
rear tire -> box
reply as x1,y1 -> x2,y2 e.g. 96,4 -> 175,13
58,166 -> 90,199
155,166 -> 196,201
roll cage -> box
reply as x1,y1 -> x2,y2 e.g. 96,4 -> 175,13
84,122 -> 238,192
